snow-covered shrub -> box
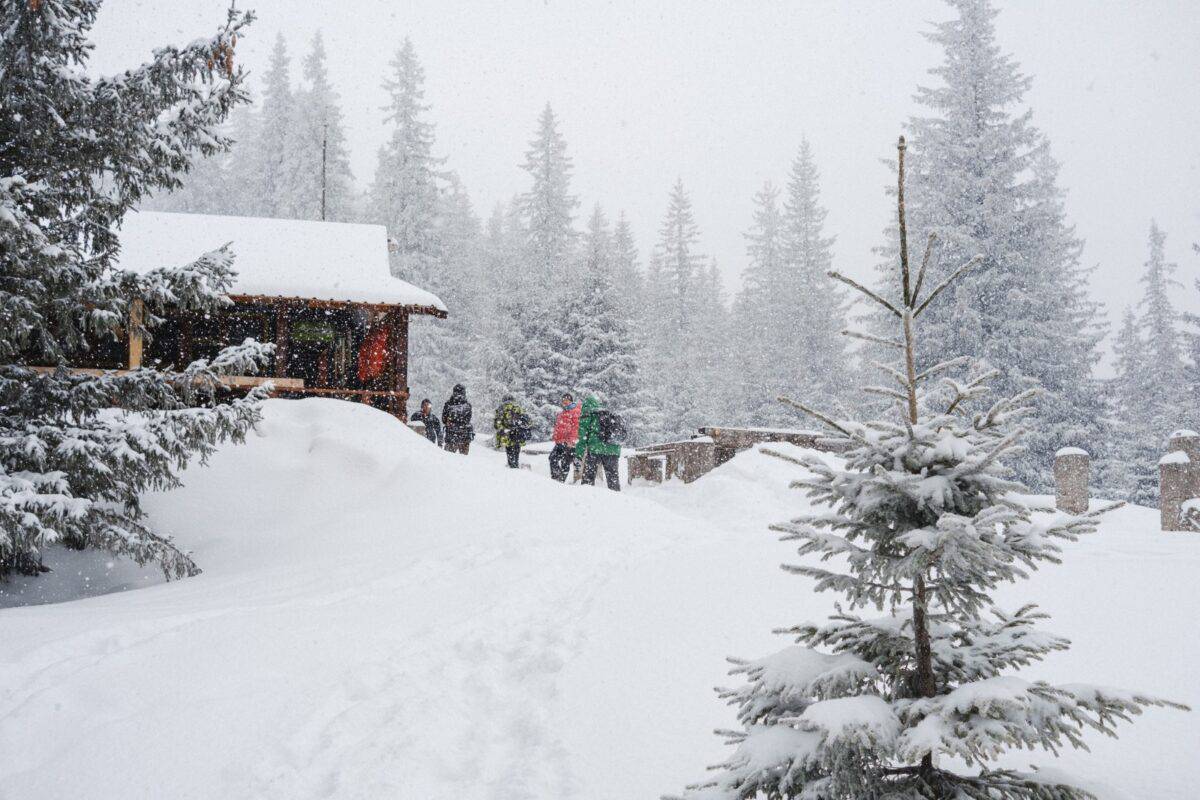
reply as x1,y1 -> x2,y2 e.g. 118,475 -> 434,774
0,1 -> 270,578
668,138 -> 1186,800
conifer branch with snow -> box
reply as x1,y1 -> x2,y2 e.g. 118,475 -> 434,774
668,137 -> 1185,800
0,0 -> 269,578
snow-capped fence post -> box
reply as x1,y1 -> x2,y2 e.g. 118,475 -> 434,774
1054,447 -> 1089,514
1160,430 -> 1200,531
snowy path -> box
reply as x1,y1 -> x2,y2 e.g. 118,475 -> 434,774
1,400 -> 1197,799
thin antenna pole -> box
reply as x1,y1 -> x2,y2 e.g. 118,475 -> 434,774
320,121 -> 328,221
897,136 -> 911,308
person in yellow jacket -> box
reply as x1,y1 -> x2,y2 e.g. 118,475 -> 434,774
493,395 -> 529,468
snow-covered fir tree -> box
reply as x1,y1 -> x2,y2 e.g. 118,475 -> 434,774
612,210 -> 647,324
695,258 -> 736,425
245,32 -> 295,218
1106,307 -> 1158,504
781,141 -> 850,409
1107,223 -> 1192,504
142,99 -> 261,216
645,179 -> 709,438
514,104 -> 581,435
734,147 -> 849,429
1184,243 -> 1200,404
412,174 -> 485,406
0,2 -> 272,577
369,38 -> 460,404
282,31 -> 354,221
670,137 -> 1185,800
733,182 -> 787,424
475,200 -> 528,413
567,206 -> 658,443
1135,222 -> 1189,433
874,0 -> 1105,491
610,210 -> 667,441
371,37 -> 443,287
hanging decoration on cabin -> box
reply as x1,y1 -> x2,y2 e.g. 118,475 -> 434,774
357,323 -> 390,385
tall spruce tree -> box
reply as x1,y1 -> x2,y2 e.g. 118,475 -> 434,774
283,31 -> 353,221
567,206 -> 657,442
695,257 -> 735,425
1184,244 -> 1200,403
246,32 -> 295,218
733,181 -> 787,424
611,211 -> 666,442
1107,222 -> 1192,504
1135,222 -> 1188,433
0,2 -> 271,578
143,100 -> 258,217
416,174 -> 485,405
1106,307 -> 1157,504
782,140 -> 849,409
612,211 -> 646,321
370,38 -> 456,404
645,179 -> 708,438
670,137 -> 1185,800
372,37 -> 443,287
515,104 -> 580,435
876,0 -> 1105,491
476,201 -> 528,413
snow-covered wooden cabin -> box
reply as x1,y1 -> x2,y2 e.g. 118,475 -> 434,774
100,212 -> 446,420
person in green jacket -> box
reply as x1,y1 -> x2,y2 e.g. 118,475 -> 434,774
574,395 -> 621,491
493,395 -> 527,468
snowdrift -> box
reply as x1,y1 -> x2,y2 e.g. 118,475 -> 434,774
1,399 -> 1196,799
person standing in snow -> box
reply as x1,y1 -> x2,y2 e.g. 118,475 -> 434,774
575,395 -> 623,491
494,395 -> 530,469
410,398 -> 444,447
549,392 -> 581,482
442,384 -> 473,455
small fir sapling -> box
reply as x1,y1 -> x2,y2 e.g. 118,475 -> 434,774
667,138 -> 1187,800
1,1 -> 271,579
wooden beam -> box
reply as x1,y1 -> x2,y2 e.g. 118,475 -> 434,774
127,299 -> 144,369
227,294 -> 447,318
25,366 -> 303,391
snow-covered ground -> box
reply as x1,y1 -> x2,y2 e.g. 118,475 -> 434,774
1,399 -> 1196,799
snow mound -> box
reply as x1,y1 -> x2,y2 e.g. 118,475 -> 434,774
0,404 -> 1196,799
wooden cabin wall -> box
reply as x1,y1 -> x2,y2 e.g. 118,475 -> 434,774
67,298 -> 421,422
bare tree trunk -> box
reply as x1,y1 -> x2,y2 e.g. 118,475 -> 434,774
897,135 -> 938,781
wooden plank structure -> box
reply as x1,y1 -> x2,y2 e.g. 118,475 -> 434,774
699,426 -> 847,467
626,427 -> 848,486
53,212 -> 447,422
627,438 -> 717,484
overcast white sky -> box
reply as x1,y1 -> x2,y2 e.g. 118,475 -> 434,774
92,1 -> 1200,368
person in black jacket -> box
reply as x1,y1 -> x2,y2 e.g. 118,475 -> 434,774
441,384 -> 473,455
409,399 -> 444,447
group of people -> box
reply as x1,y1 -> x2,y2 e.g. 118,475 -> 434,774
408,385 -> 624,491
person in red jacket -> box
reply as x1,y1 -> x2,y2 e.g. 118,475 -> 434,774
549,392 -> 581,482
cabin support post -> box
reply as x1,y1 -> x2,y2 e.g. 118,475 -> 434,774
274,305 -> 290,380
388,309 -> 409,419
127,299 -> 144,369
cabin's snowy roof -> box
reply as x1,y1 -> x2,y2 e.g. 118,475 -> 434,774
115,211 -> 446,312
